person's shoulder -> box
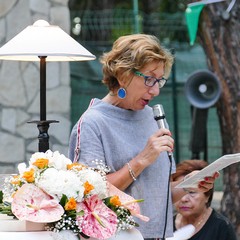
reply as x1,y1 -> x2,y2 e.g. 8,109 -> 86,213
212,209 -> 230,221
78,98 -> 105,120
70,99 -> 102,131
210,209 -> 237,239
211,209 -> 234,227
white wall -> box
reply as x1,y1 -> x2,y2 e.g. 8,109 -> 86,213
0,0 -> 71,172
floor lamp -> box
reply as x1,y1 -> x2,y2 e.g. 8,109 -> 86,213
0,20 -> 96,152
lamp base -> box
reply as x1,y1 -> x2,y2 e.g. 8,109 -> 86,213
28,120 -> 59,152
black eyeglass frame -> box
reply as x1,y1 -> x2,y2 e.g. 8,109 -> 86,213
134,71 -> 167,88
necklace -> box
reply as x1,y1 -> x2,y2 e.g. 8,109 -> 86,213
177,208 -> 212,231
194,210 -> 208,228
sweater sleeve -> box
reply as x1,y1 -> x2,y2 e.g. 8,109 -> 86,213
69,117 -> 106,167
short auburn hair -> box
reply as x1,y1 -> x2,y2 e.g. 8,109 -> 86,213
100,34 -> 174,91
172,160 -> 214,207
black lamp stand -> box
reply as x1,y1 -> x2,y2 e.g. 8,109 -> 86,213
28,56 -> 58,152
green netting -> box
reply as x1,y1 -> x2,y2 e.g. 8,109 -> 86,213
71,9 -> 188,47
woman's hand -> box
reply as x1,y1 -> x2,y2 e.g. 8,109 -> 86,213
198,171 -> 220,191
184,170 -> 220,192
107,128 -> 174,191
135,128 -> 174,168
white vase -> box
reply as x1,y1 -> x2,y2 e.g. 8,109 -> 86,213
0,228 -> 144,240
86,228 -> 144,240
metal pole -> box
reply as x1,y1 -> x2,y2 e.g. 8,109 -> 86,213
171,49 -> 180,163
40,56 -> 47,121
133,0 -> 139,33
28,56 -> 58,152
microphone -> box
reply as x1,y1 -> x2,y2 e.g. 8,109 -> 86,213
152,104 -> 173,240
152,104 -> 172,158
152,104 -> 168,129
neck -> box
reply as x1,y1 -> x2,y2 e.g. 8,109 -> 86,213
177,207 -> 212,232
193,208 -> 210,229
102,93 -> 121,107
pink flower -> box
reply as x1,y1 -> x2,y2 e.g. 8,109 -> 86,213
11,183 -> 64,222
76,195 -> 118,239
108,183 -> 149,222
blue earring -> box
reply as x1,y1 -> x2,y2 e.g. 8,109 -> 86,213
117,87 -> 126,99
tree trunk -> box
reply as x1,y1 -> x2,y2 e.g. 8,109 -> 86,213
198,1 -> 240,237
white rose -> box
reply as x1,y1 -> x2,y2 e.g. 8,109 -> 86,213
47,151 -> 72,171
17,163 -> 27,175
36,168 -> 84,201
29,152 -> 49,168
77,169 -> 107,199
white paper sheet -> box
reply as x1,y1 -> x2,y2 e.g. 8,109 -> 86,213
175,153 -> 240,188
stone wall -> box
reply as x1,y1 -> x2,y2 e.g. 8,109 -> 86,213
0,0 -> 71,173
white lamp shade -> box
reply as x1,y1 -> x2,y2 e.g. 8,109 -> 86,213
0,20 -> 96,61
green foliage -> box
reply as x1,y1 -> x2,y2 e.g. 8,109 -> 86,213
59,194 -> 68,207
0,201 -> 14,217
69,0 -> 189,43
103,197 -> 139,227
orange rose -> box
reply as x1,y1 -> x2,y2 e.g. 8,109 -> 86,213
67,162 -> 86,171
10,175 -> 21,185
65,197 -> 77,211
84,181 -> 94,195
110,195 -> 121,206
22,169 -> 35,183
32,158 -> 49,169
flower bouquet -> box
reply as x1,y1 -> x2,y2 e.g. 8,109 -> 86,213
0,150 -> 148,240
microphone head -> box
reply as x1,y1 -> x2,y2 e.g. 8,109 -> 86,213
152,104 -> 165,119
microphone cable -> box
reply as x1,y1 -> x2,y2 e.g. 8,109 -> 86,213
162,153 -> 172,239
152,104 -> 173,239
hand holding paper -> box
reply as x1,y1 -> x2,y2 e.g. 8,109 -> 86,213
175,153 -> 240,189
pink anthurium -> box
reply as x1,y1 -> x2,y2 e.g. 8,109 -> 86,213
76,194 -> 118,239
11,183 -> 64,222
108,183 -> 149,222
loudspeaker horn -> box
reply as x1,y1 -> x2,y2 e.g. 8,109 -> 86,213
185,70 -> 222,109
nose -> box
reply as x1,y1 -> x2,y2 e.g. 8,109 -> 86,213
180,194 -> 191,202
148,83 -> 160,96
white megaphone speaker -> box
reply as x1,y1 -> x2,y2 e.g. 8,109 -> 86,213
185,70 -> 222,109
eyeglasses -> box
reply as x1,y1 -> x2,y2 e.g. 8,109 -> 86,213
134,71 -> 167,88
184,189 -> 200,198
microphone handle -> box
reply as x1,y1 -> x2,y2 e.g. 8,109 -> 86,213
155,116 -> 167,129
152,104 -> 168,129
152,104 -> 172,158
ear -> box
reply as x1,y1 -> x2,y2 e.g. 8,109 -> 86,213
117,78 -> 125,87
117,74 -> 128,86
118,70 -> 134,87
205,195 -> 210,206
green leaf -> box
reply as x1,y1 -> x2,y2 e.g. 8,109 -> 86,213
65,209 -> 77,218
80,232 -> 90,239
0,202 -> 14,216
59,194 -> 68,207
76,210 -> 84,216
